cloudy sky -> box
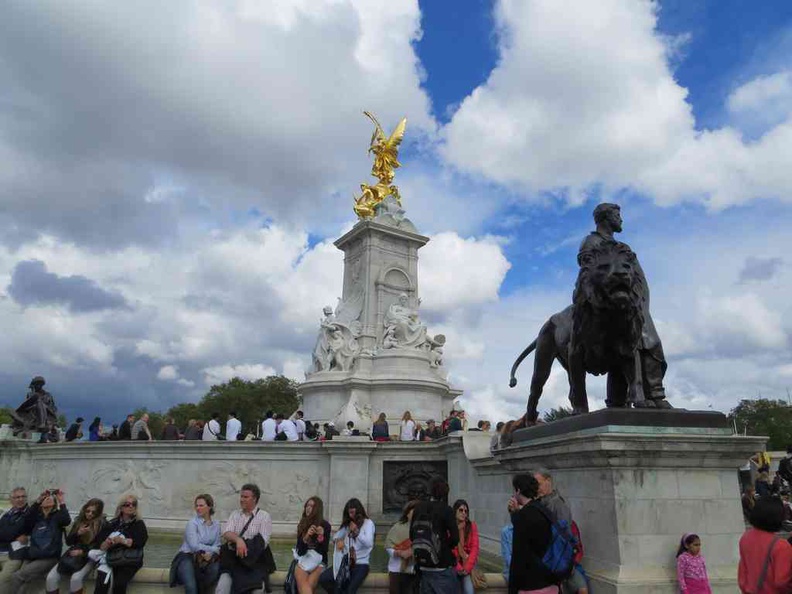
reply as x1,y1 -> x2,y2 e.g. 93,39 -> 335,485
1,0 -> 791,426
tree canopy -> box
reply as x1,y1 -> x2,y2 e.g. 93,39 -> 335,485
0,406 -> 12,426
728,398 -> 792,451
165,375 -> 300,434
542,406 -> 574,423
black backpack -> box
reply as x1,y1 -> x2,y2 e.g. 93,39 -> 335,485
410,502 -> 443,568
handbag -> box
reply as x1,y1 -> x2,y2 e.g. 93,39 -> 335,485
58,547 -> 89,574
194,550 -> 219,569
219,509 -> 261,571
106,547 -> 144,567
335,553 -> 351,594
283,559 -> 298,594
470,567 -> 488,590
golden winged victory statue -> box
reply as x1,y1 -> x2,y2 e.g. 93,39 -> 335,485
353,111 -> 407,220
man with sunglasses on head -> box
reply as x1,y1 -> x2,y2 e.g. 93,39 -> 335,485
0,487 -> 32,591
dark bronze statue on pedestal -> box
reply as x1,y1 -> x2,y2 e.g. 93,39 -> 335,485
509,203 -> 671,423
11,376 -> 58,435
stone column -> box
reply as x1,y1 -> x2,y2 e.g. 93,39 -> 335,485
323,439 -> 377,525
495,410 -> 765,594
334,220 -> 428,352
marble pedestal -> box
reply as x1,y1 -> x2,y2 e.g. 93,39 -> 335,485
496,410 -> 766,594
300,219 -> 461,430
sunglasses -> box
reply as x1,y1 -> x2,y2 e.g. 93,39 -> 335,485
122,502 -> 137,508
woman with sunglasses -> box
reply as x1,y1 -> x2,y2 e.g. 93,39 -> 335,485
453,499 -> 480,594
45,497 -> 105,593
93,495 -> 147,594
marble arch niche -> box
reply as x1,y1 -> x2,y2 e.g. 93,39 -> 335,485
376,267 -> 414,347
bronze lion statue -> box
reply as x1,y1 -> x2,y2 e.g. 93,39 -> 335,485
508,241 -> 651,424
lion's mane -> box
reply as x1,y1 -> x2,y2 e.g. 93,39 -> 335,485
572,242 -> 646,373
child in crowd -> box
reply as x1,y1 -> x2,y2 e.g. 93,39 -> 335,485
676,533 -> 712,594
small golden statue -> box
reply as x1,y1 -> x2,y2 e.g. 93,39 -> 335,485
354,111 -> 407,220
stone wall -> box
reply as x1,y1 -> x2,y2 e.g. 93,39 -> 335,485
0,426 -> 762,593
0,436 -> 475,534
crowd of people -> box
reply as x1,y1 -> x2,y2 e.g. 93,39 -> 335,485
0,469 -> 580,594
742,447 -> 792,532
31,409 -> 504,446
2,463 -> 792,594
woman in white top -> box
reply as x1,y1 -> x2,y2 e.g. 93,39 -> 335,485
399,411 -> 415,441
318,498 -> 375,594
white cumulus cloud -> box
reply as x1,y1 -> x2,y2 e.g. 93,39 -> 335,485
441,0 -> 792,211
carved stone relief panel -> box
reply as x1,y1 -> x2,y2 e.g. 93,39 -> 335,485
382,460 -> 448,513
91,461 -> 167,507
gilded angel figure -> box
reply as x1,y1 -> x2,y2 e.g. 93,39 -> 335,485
354,111 -> 407,219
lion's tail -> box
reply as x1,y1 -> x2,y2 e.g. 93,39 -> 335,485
509,339 -> 537,388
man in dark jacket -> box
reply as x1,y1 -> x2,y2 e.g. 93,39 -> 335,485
118,414 -> 135,440
410,478 -> 460,594
509,474 -> 557,594
64,417 -> 84,442
323,422 -> 340,440
0,487 -> 32,591
161,417 -> 180,440
424,419 -> 442,440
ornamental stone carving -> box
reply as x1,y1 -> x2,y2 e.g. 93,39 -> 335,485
92,461 -> 166,504
311,306 -> 362,373
382,293 -> 428,349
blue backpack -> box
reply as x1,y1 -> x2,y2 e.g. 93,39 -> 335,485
535,504 -> 576,580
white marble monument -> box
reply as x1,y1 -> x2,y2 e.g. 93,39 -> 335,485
300,202 -> 460,432
301,113 -> 461,432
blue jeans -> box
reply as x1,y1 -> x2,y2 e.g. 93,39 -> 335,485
419,568 -> 460,594
176,554 -> 219,594
319,563 -> 370,594
460,573 -> 474,594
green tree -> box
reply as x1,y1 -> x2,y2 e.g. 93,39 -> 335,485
197,376 -> 300,434
543,406 -> 574,423
57,414 -> 68,429
164,402 -> 201,431
728,398 -> 792,450
0,406 -> 13,426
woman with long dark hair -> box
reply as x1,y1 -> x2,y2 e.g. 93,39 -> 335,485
453,499 -> 480,594
318,498 -> 375,594
46,497 -> 105,593
88,418 -> 104,442
295,497 -> 331,594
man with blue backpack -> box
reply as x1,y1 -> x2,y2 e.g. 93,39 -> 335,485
509,474 -> 576,594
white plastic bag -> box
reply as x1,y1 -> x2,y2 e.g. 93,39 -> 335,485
298,549 -> 323,572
